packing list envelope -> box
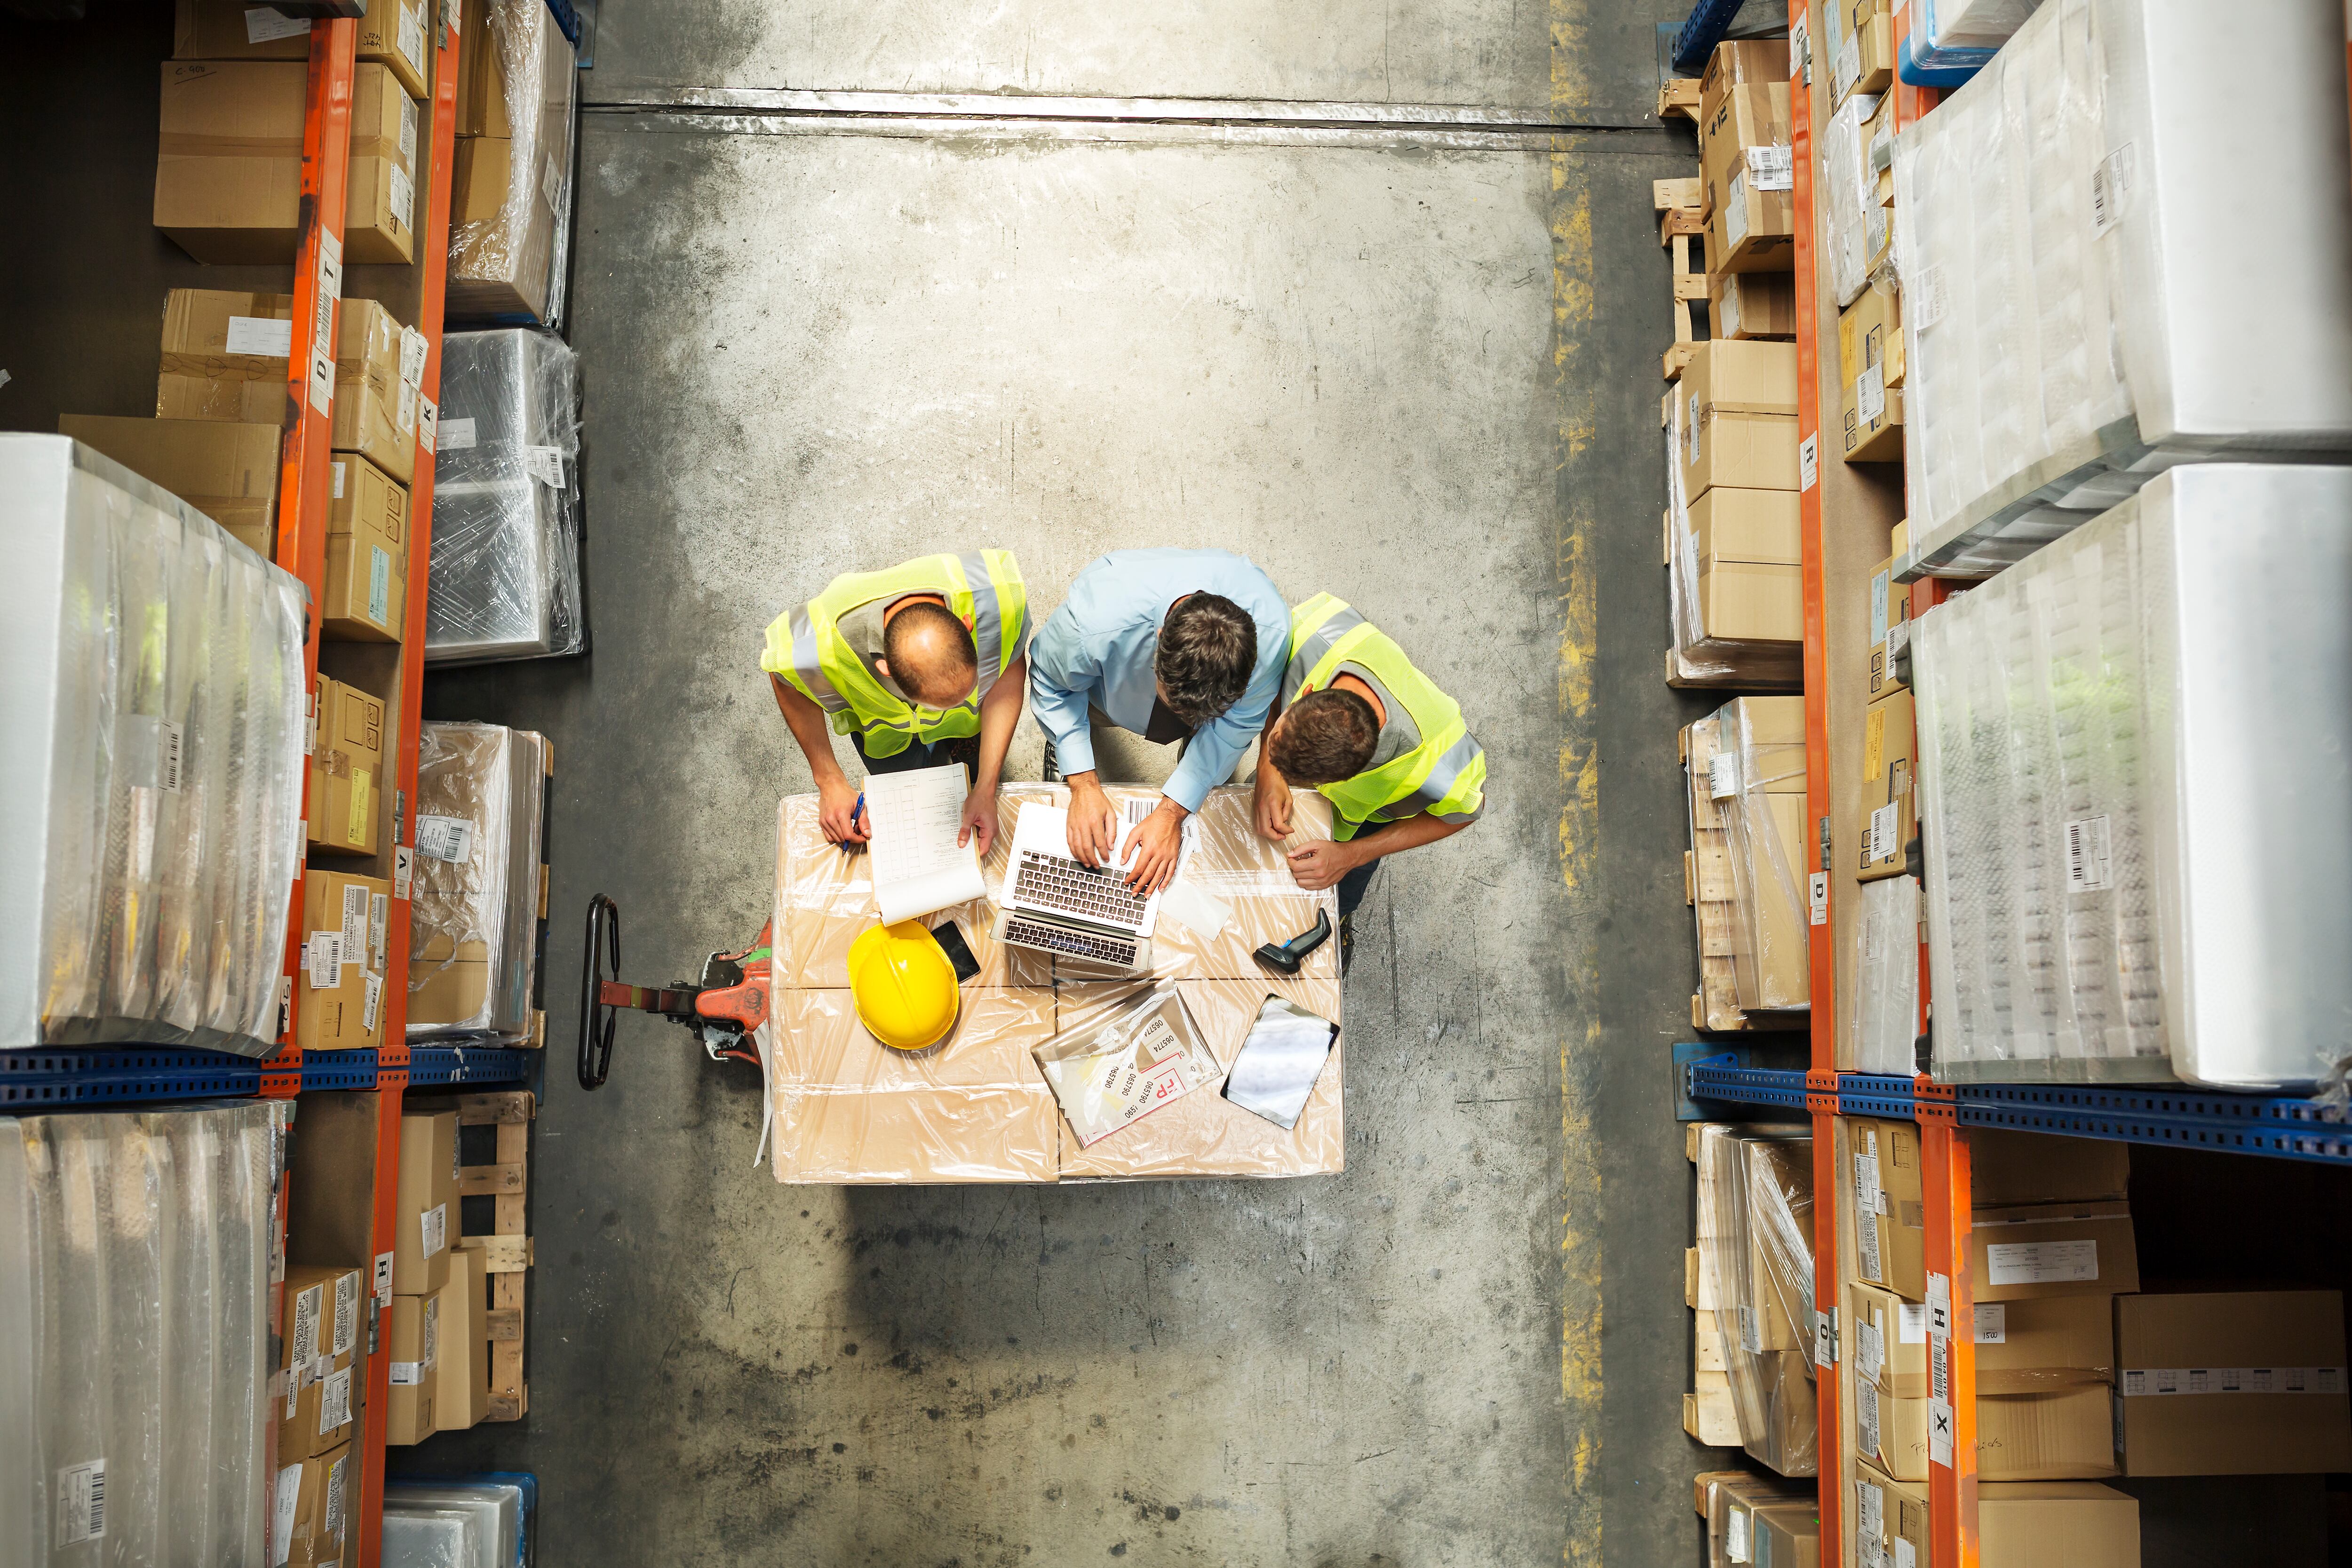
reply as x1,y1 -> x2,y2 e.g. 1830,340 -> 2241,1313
1033,984 -> 1219,1146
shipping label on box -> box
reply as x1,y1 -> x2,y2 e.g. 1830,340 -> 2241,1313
1858,688 -> 1915,880
2116,1289 -> 2352,1476
1967,1202 -> 2138,1302
1868,554 -> 1911,697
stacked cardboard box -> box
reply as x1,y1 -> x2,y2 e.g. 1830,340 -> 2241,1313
430,1246 -> 496,1434
173,0 -> 431,100
407,723 -> 549,1042
1697,43 -> 1793,277
278,1265 -> 362,1464
2113,1289 -> 2352,1476
273,1442 -> 352,1568
1684,713 -> 1805,1034
310,675 -> 385,856
1854,1472 -> 2139,1567
326,454 -> 410,639
1702,697 -> 1809,1013
1686,1125 -> 1746,1445
1839,280 -> 1904,464
1826,0 -> 1895,108
389,1110 -> 458,1444
1842,1122 -> 2137,1482
1695,1124 -> 1818,1476
1694,1470 -> 1812,1568
54,412 -> 280,557
1669,343 -> 1804,683
449,0 -> 578,323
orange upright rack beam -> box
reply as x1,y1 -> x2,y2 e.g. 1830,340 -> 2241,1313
267,19 -> 360,1100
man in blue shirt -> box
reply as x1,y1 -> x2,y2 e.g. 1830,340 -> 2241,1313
1029,548 -> 1290,894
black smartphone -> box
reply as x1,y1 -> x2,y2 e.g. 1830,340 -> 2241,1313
931,920 -> 981,983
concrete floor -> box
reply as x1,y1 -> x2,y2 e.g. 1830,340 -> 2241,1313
412,4 -> 1715,1562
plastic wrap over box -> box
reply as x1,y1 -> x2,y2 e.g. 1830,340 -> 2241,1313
1851,874 -> 1921,1075
1913,0 -> 2046,71
408,723 -> 548,1041
766,988 -> 1060,1184
427,330 -> 583,664
1695,1125 -> 1817,1476
1915,465 -> 2352,1090
384,1479 -> 527,1568
1822,92 -> 1883,309
1709,698 -> 1810,1012
447,0 -> 577,326
0,435 -> 307,1055
1054,977 -> 1343,1180
0,1100 -> 291,1564
1894,0 -> 2352,577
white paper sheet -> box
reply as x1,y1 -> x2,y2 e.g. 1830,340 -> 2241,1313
864,764 -> 987,924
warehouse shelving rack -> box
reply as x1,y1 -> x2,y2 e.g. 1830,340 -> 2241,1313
0,13 -> 537,1568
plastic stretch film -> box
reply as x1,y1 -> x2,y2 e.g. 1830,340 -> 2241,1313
1914,0 -> 2047,69
1822,92 -> 1883,310
1695,1124 -> 1818,1478
1054,978 -> 1343,1181
384,1480 -> 525,1568
426,330 -> 583,664
0,1099 -> 289,1565
1666,398 -> 1802,690
449,0 -> 577,327
1915,464 -> 2352,1091
1894,0 -> 2352,578
0,436 -> 308,1056
1685,715 -> 1800,1035
407,723 -> 548,1041
1851,874 -> 1921,1076
1709,698 -> 1809,1014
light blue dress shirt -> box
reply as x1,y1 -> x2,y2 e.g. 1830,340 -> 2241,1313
1028,548 -> 1291,813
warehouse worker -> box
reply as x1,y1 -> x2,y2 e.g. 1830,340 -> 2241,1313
1029,547 -> 1289,895
1254,593 -> 1487,963
765,550 -> 1029,856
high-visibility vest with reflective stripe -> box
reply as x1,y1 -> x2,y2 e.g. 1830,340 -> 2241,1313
1283,594 -> 1485,841
761,551 -> 1028,757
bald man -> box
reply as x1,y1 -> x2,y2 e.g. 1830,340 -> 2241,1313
763,551 -> 1031,854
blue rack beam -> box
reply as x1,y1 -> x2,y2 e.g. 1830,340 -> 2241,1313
406,1046 -> 536,1088
1671,0 -> 1749,75
1681,1054 -> 2352,1166
0,1048 -> 265,1107
302,1049 -> 381,1092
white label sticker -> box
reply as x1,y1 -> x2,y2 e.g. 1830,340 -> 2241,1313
2123,1366 -> 2347,1396
245,5 -> 310,40
57,1459 -> 106,1545
308,233 -> 342,419
1857,1476 -> 1883,1550
399,325 -> 429,387
1928,1395 -> 1955,1466
397,1 -> 427,77
1899,1302 -> 1930,1344
423,1294 -> 440,1368
1725,169 -> 1751,247
363,971 -> 383,1033
1867,199 -> 1889,263
1857,1196 -> 1883,1281
226,314 -> 295,358
373,1250 -> 395,1307
1856,1377 -> 1881,1458
157,717 -> 185,793
1799,432 -> 1819,491
1744,143 -> 1794,191
419,396 -> 439,454
389,1360 -> 423,1386
1870,801 -> 1900,864
1871,570 -> 1891,645
1974,1302 -> 2007,1343
397,92 -> 418,167
1895,1540 -> 1916,1568
1835,36 -> 1862,103
341,883 -> 369,962
541,152 -> 563,212
331,459 -> 347,500
291,1281 -> 323,1372
1739,1303 -> 1762,1354
421,1202 -> 447,1258
1987,1238 -> 2099,1286
1718,276 -> 1742,339
272,1463 -> 302,1568
369,543 -> 392,624
371,892 -> 389,967
1788,15 -> 1807,81
439,415 -> 477,450
1708,752 -> 1738,800
305,931 -> 345,992
2066,815 -> 2113,892
1915,264 -> 1948,332
1858,1317 -> 1884,1384
1684,391 -> 1701,467
1858,361 -> 1887,425
2091,143 -> 2135,239
525,444 -> 566,487
394,845 -> 415,901
333,1273 -> 359,1357
1809,870 -> 1829,927
1727,1505 -> 1750,1563
414,814 -> 474,863
325,1452 -> 347,1542
389,163 -> 414,231
1854,1150 -> 1882,1213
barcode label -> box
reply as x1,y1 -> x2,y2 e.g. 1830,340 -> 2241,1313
2066,815 -> 2112,891
363,971 -> 383,1033
334,1272 -> 360,1356
1725,169 -> 1750,247
399,325 -> 429,387
371,893 -> 389,967
398,93 -> 418,167
341,884 -> 370,965
389,1360 -> 422,1386
1857,361 -> 1886,424
2123,1366 -> 2346,1396
525,445 -> 567,487
1857,1476 -> 1883,1551
389,163 -> 414,231
1738,1304 -> 1762,1353
1915,264 -> 1948,332
1857,1317 -> 1883,1383
306,932 -> 345,992
2091,144 -> 2135,238
1856,1378 -> 1880,1458
1834,36 -> 1861,102
226,314 -> 294,357
421,1202 -> 447,1258
1708,752 -> 1738,800
318,1366 -> 352,1433
1744,143 -> 1793,191
272,1463 -> 302,1566
57,1459 -> 105,1545
1869,801 -> 1899,864
324,1451 -> 348,1542
414,814 -> 474,863
1899,1302 -> 1930,1343
245,5 -> 309,40
291,1281 -> 323,1372
397,0 -> 427,75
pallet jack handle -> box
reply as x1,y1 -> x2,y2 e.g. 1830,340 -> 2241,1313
578,894 -> 773,1090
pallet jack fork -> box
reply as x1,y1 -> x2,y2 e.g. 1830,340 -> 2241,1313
578,893 -> 771,1089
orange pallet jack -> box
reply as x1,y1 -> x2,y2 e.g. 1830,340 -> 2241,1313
577,894 -> 771,1089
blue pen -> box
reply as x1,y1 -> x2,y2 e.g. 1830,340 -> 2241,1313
845,791 -> 868,854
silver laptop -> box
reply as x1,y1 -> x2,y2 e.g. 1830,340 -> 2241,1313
992,802 -> 1160,971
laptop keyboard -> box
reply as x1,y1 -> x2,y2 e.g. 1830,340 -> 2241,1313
1014,850 -> 1150,927
1002,917 -> 1139,966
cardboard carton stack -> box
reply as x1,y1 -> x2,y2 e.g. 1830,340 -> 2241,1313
273,1442 -> 352,1568
1694,1124 -> 1818,1476
2113,1289 -> 2352,1477
1693,1471 -> 1812,1568
449,0 -> 579,324
389,1110 -> 458,1445
1685,1126 -> 1744,1446
1698,697 -> 1810,1014
1697,43 -> 1794,279
1842,1123 -> 2137,1492
1670,343 -> 1804,685
278,1265 -> 362,1466
407,723 -> 550,1043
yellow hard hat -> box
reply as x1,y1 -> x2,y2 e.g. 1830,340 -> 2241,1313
848,921 -> 960,1051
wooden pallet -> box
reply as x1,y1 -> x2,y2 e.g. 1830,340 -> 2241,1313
1683,721 -> 1805,1033
1657,78 -> 1701,124
1654,177 -> 1708,380
455,1089 -> 534,1421
1684,1123 -> 1741,1446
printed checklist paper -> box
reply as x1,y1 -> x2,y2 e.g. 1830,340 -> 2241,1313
864,764 -> 987,924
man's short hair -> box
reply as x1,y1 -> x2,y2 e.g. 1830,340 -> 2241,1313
882,600 -> 978,702
1268,690 -> 1378,784
1155,593 -> 1258,726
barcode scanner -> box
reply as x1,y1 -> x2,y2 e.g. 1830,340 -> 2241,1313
1253,909 -> 1332,976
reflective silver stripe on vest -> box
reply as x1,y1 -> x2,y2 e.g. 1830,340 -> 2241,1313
1393,732 -> 1482,819
959,552 -> 1004,687
790,606 -> 847,712
1287,603 -> 1367,693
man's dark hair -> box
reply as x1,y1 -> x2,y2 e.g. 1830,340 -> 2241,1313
882,601 -> 978,700
1268,690 -> 1378,784
1155,594 -> 1258,726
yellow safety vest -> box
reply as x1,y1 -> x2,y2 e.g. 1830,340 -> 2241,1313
762,551 -> 1028,757
1282,593 -> 1486,841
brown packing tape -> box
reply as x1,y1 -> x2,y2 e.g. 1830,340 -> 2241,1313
319,748 -> 353,780
1053,978 -> 1344,1180
349,134 -> 412,172
157,133 -> 305,156
159,351 -> 282,383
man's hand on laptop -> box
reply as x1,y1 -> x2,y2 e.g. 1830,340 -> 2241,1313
1065,772 -> 1119,867
1120,799 -> 1186,895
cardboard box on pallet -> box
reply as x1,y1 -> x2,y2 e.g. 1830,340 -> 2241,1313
1702,1471 -> 1809,1568
159,288 -> 420,485
1750,1502 -> 1817,1565
154,61 -> 421,264
273,1441 -> 350,1568
1853,1465 -> 1928,1568
175,0 -> 432,101
1708,271 -> 1796,342
386,1291 -> 439,1445
325,454 -> 409,640
309,675 -> 385,856
1829,0 -> 1896,108
54,413 -> 280,557
1688,486 -> 1803,644
296,869 -> 391,1051
395,1109 -> 458,1295
1676,341 -> 1801,501
1700,81 -> 1796,274
1867,552 -> 1910,698
278,1265 -> 361,1462
1856,1468 -> 2138,1566
431,1245 -> 494,1433
2114,1289 -> 2352,1475
448,0 -> 577,324
1856,688 -> 1915,880
1838,282 -> 1905,463
408,724 -> 549,1041
1708,698 -> 1809,1013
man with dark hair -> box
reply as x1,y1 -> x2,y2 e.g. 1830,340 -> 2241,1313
1255,593 -> 1486,964
765,550 -> 1030,854
1030,548 -> 1289,893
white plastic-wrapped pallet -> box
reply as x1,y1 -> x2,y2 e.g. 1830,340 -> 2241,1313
1894,0 -> 2352,577
1912,0 -> 2047,69
0,435 -> 309,1056
408,723 -> 549,1042
0,1100 -> 288,1567
1914,465 -> 2352,1090
427,330 -> 584,664
1850,874 -> 1920,1076
386,1481 -> 527,1568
